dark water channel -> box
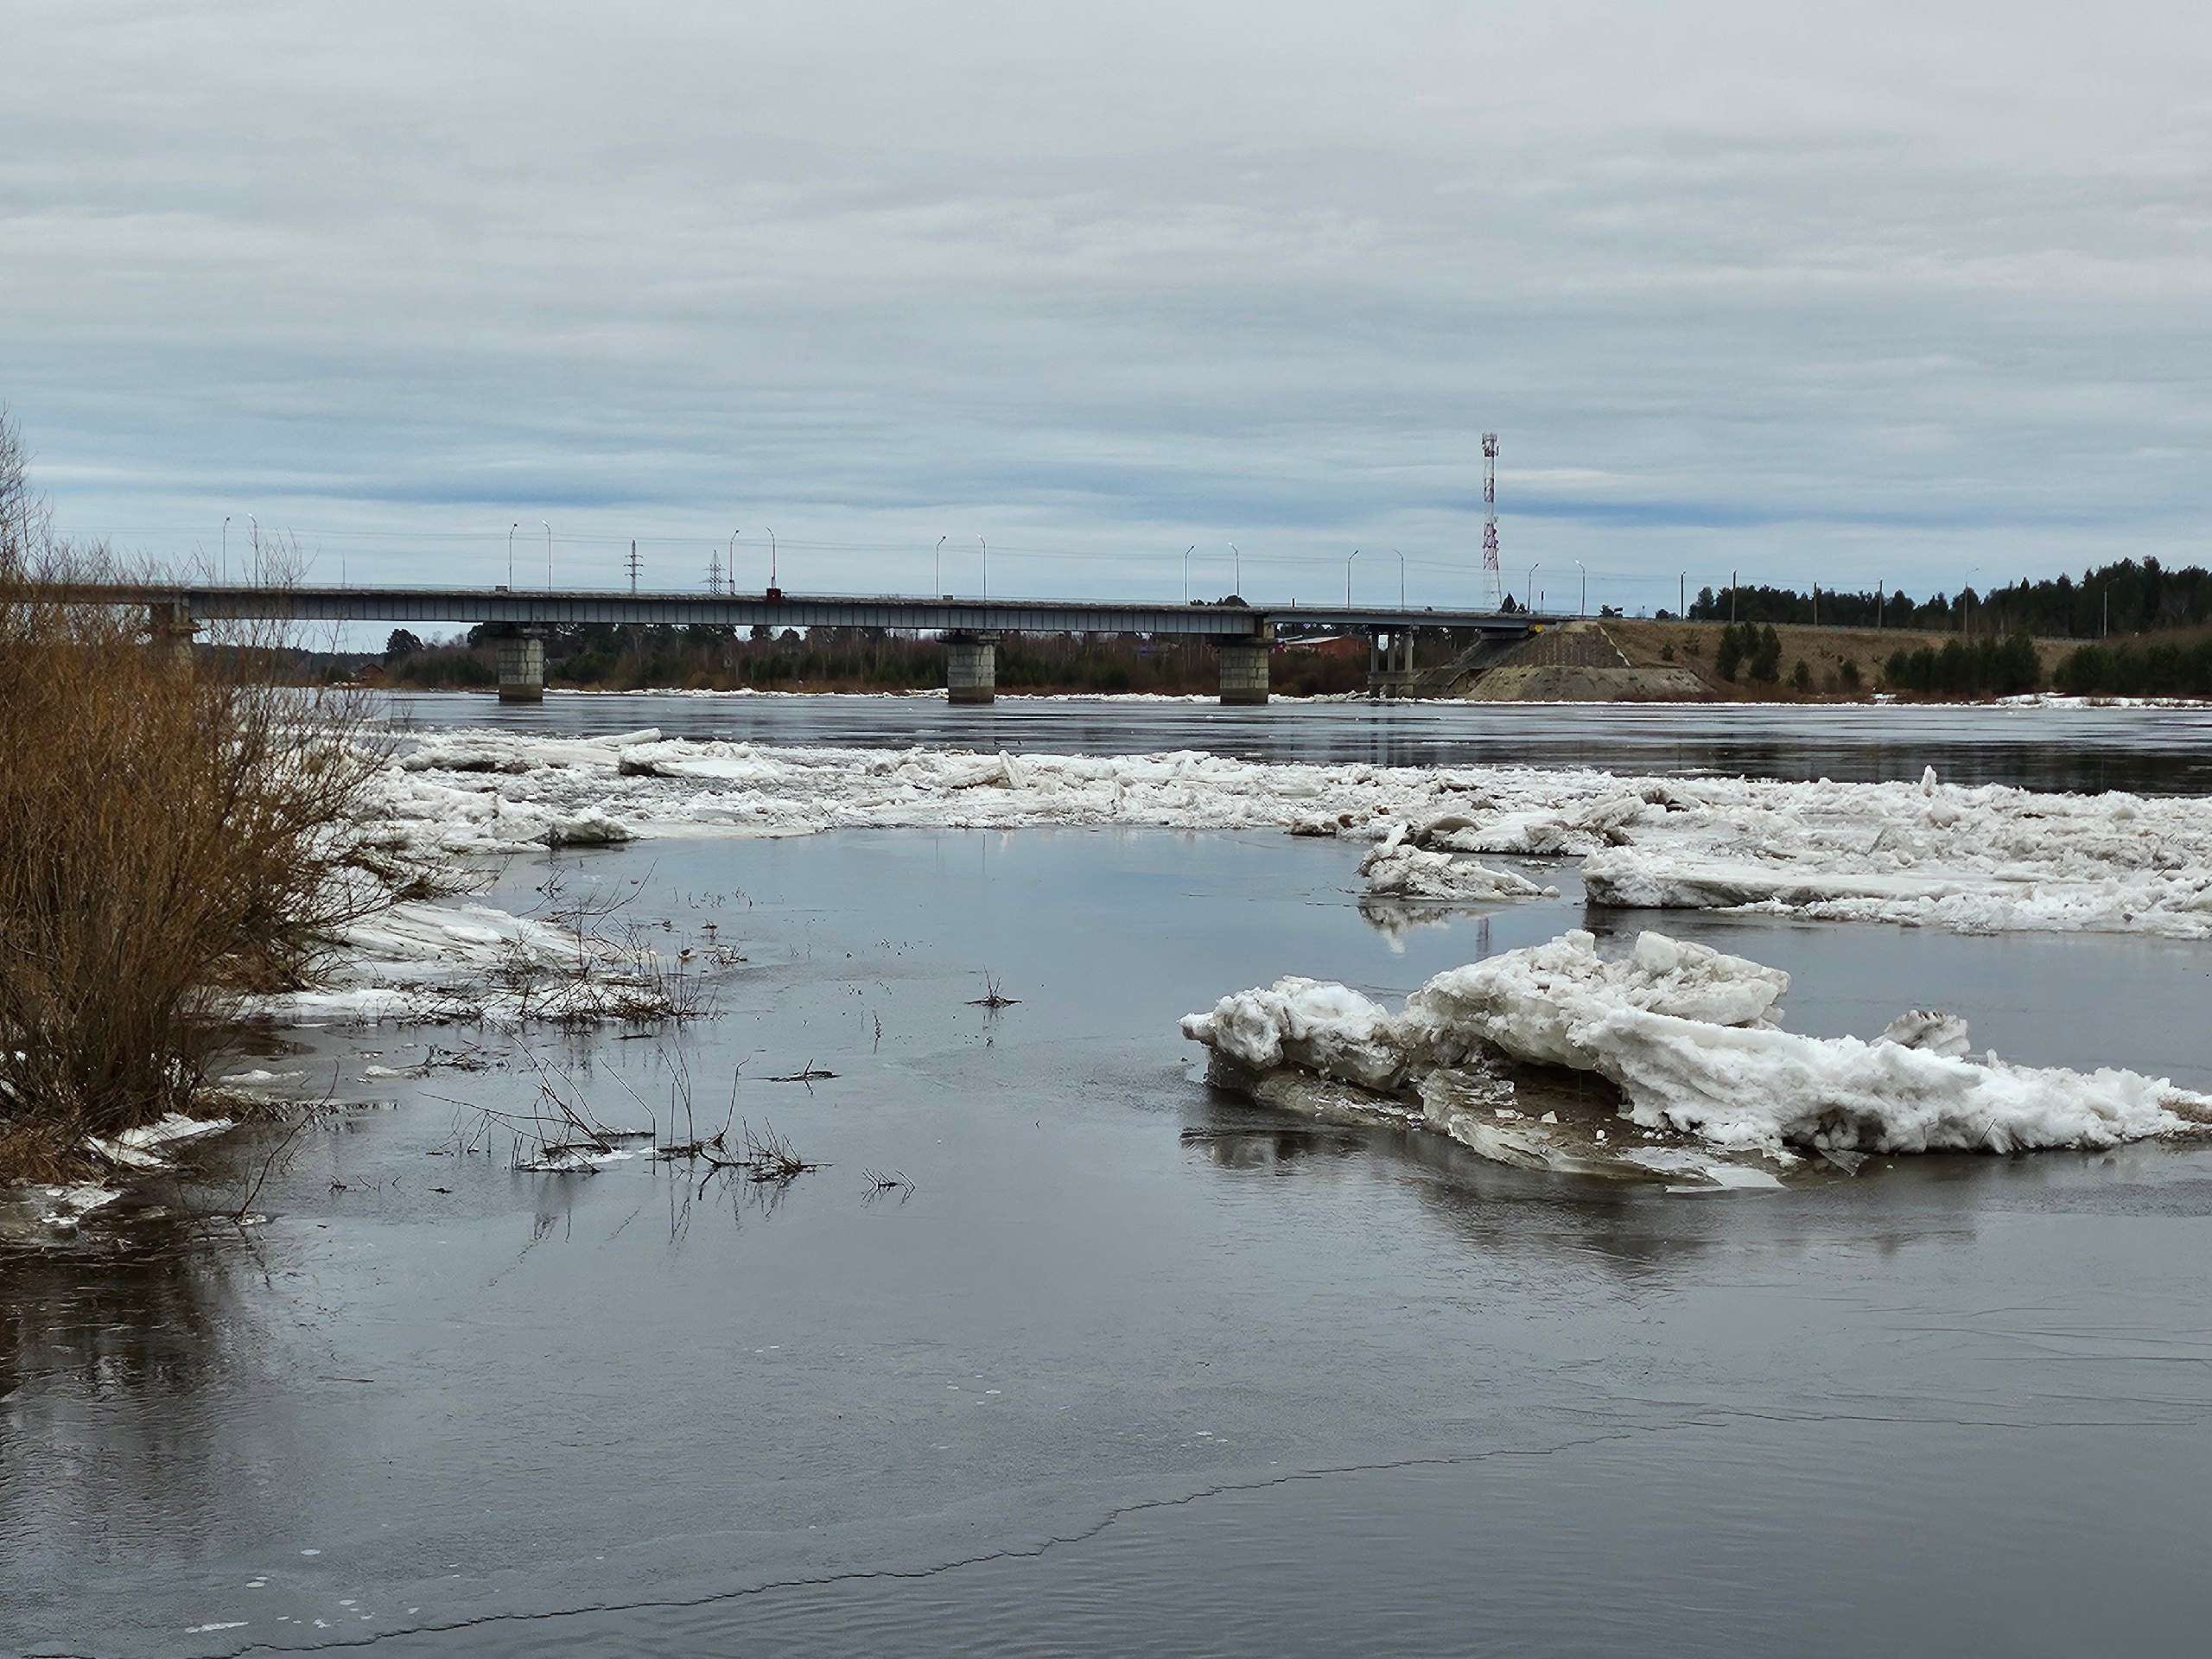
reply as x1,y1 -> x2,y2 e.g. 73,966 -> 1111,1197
7,703 -> 2212,1656
385,690 -> 2212,794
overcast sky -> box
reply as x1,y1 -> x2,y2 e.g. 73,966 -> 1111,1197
5,1 -> 2209,612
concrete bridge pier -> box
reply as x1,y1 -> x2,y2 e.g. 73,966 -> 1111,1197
946,632 -> 999,704
496,628 -> 549,702
1367,627 -> 1416,697
1217,632 -> 1271,705
146,600 -> 198,669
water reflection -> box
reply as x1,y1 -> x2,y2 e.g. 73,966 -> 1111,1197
0,1236 -> 299,1573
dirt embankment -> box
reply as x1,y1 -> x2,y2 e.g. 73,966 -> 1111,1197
1463,622 -> 1707,702
1601,620 -> 2078,701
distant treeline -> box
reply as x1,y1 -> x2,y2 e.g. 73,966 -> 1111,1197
375,622 -> 1383,697
1676,558 -> 2212,638
2050,638 -> 2212,698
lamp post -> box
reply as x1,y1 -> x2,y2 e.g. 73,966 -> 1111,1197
507,523 -> 518,587
1229,543 -> 1240,597
247,514 -> 258,584
1526,562 -> 1540,611
1182,545 -> 1194,604
1345,548 -> 1361,607
978,534 -> 987,600
221,516 -> 230,583
543,520 -> 553,590
729,531 -> 741,595
767,529 -> 779,590
1392,549 -> 1405,609
1574,559 -> 1586,617
936,535 -> 945,596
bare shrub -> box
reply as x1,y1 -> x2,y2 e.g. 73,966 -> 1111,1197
0,416 -> 390,1168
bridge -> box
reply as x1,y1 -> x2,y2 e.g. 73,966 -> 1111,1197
81,582 -> 1551,704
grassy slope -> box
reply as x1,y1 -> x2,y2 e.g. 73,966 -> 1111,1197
1602,620 -> 2081,699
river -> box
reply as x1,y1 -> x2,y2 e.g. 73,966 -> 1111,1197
6,696 -> 2210,1656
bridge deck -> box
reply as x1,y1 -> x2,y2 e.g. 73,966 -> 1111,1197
67,583 -> 1552,639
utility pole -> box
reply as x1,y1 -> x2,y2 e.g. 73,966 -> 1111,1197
1730,570 -> 1738,625
1679,572 -> 1685,619
1481,432 -> 1502,610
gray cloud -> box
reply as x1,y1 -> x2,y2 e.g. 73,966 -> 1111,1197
4,0 -> 2208,612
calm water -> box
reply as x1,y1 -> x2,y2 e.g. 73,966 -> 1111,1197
384,690 -> 2212,794
6,704 -> 2212,1656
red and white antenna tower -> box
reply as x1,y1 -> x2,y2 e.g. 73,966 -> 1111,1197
1481,432 -> 1503,609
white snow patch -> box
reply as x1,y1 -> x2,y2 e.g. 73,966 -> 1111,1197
515,1146 -> 638,1173
85,1113 -> 235,1171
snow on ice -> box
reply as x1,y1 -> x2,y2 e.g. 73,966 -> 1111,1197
1181,929 -> 2212,1183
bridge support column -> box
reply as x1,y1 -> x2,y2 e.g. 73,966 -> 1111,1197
946,632 -> 998,704
1366,629 -> 1415,697
1217,636 -> 1270,705
497,630 -> 547,702
146,601 -> 198,670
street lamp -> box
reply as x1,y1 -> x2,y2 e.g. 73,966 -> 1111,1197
221,516 -> 230,583
1229,543 -> 1240,597
507,522 -> 518,587
1392,549 -> 1405,609
766,528 -> 779,590
1574,558 -> 1586,617
247,514 -> 258,584
1182,545 -> 1194,604
1526,562 -> 1540,611
729,531 -> 741,595
1345,548 -> 1361,606
978,534 -> 987,600
936,535 -> 945,595
542,520 -> 553,590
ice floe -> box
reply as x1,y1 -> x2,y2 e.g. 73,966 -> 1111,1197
1356,823 -> 1557,904
1183,929 -> 2212,1184
359,730 -> 2212,939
